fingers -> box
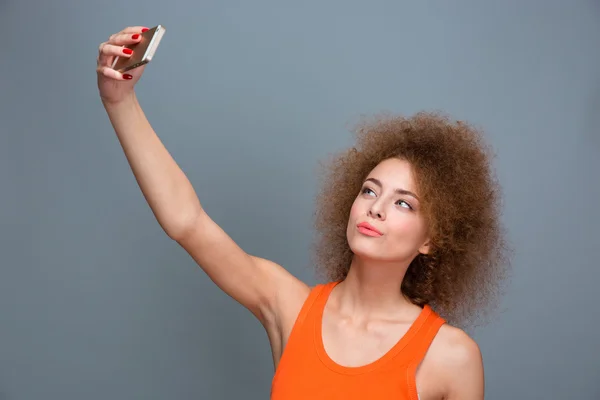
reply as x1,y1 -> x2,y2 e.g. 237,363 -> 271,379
119,26 -> 149,34
107,31 -> 143,47
107,26 -> 148,41
96,26 -> 149,78
96,42 -> 125,68
98,42 -> 134,60
97,26 -> 148,67
97,65 -> 132,81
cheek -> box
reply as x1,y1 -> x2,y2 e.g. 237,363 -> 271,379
388,215 -> 427,244
346,200 -> 365,237
348,199 -> 363,221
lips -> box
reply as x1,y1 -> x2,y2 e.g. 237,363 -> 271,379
357,222 -> 383,237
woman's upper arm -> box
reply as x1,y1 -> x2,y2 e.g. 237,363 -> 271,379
175,210 -> 307,325
441,327 -> 485,400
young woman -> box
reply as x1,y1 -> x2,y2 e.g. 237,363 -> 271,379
97,26 -> 509,400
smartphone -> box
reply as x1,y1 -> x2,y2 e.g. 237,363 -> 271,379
112,25 -> 166,73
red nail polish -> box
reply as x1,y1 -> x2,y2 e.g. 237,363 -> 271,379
132,34 -> 140,40
123,74 -> 133,80
122,48 -> 133,55
141,28 -> 149,32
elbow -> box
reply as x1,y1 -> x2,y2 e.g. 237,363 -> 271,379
163,209 -> 203,242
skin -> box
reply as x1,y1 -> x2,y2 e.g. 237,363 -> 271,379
97,26 -> 484,400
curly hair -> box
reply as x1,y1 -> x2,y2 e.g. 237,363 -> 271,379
312,111 -> 511,328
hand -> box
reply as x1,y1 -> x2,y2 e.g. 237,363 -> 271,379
96,26 -> 148,105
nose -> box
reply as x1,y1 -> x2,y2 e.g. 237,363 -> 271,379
368,201 -> 385,220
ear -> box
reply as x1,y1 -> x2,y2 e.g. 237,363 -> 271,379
418,240 -> 431,255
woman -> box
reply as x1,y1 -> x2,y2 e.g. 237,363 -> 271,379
97,26 -> 509,399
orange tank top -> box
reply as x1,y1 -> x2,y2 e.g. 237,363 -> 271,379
271,281 -> 446,400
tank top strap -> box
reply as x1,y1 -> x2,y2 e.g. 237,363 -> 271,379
404,306 -> 446,397
406,306 -> 446,364
287,282 -> 338,338
273,281 -> 337,387
312,281 -> 339,307
296,283 -> 330,326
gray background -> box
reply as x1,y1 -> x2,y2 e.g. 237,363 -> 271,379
1,0 -> 599,398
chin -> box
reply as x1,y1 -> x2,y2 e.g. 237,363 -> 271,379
347,232 -> 414,264
347,234 -> 388,262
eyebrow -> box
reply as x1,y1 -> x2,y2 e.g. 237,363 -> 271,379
364,178 -> 420,201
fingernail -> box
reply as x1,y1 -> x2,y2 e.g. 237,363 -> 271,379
132,34 -> 140,40
123,74 -> 133,80
141,28 -> 149,33
122,48 -> 133,55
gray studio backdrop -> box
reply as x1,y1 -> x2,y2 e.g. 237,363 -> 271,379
1,0 -> 599,399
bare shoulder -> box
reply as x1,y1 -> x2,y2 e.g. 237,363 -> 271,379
430,324 -> 482,368
422,324 -> 485,399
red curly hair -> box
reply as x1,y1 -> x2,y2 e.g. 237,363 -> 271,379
312,111 -> 511,328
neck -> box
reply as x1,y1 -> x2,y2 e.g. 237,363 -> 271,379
333,256 -> 416,318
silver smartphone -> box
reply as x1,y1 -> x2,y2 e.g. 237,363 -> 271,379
111,25 -> 166,72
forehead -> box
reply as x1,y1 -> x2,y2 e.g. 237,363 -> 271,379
366,158 -> 417,190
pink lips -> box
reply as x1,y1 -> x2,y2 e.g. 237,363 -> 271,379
357,222 -> 383,237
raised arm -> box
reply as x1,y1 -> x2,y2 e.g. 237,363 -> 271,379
96,26 -> 307,325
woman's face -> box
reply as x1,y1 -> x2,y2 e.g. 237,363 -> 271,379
346,158 -> 430,264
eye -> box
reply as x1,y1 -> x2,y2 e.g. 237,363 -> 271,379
361,187 -> 376,196
396,199 -> 413,210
